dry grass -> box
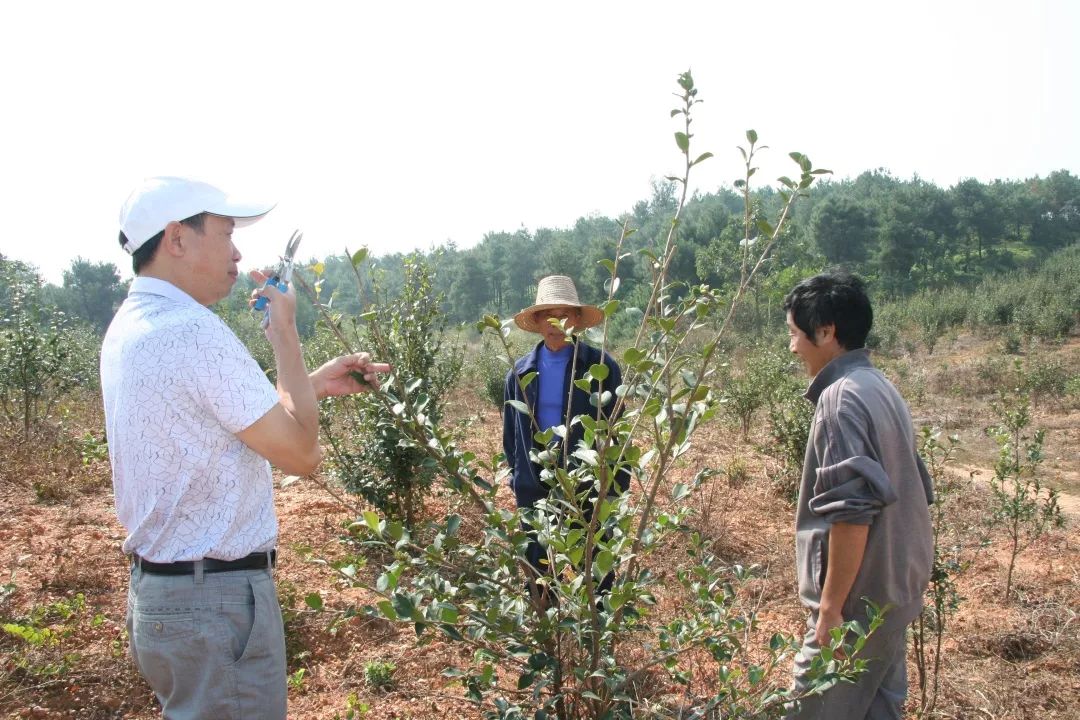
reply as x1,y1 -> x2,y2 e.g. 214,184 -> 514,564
0,336 -> 1077,718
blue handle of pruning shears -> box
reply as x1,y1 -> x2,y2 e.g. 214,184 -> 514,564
254,229 -> 301,328
253,276 -> 285,311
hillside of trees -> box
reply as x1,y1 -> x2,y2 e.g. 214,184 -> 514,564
2,168 -> 1079,340
2,160 -> 1079,718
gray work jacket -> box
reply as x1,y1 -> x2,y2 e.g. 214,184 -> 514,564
795,349 -> 934,628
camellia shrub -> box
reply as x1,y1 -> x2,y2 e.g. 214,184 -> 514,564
314,73 -> 879,719
0,260 -> 99,438
312,252 -> 462,526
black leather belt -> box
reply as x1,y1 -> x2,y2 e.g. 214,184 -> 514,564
133,550 -> 276,575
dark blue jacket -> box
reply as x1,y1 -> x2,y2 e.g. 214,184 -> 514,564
503,338 -> 628,508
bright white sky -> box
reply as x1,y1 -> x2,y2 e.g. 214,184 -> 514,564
1,0 -> 1077,284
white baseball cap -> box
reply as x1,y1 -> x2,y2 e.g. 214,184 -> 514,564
119,176 -> 275,254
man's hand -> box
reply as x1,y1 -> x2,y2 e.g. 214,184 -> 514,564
310,352 -> 392,399
815,605 -> 846,648
815,521 -> 869,649
248,268 -> 299,347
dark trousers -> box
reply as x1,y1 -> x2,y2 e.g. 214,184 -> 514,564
520,477 -> 622,599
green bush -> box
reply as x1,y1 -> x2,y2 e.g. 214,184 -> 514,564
2,592 -> 103,678
0,262 -> 99,438
866,303 -> 903,352
999,326 -> 1023,355
467,335 -> 516,408
319,253 -> 463,525
873,244 -> 1080,350
763,379 -> 814,502
985,392 -> 1064,601
907,289 -> 967,354
344,89 -> 876,720
720,344 -> 793,439
362,660 -> 397,690
1019,353 -> 1071,403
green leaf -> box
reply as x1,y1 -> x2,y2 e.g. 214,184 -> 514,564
376,600 -> 398,620
520,371 -> 537,390
692,151 -> 714,166
746,129 -> 758,144
674,132 -> 690,152
600,299 -> 621,317
391,593 -> 417,619
304,593 -> 324,611
574,448 -> 600,466
589,363 -> 609,381
363,511 -> 381,532
506,399 -> 530,415
437,603 -> 459,623
350,247 -> 369,268
574,378 -> 592,392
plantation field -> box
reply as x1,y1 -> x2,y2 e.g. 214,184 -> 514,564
0,333 -> 1077,719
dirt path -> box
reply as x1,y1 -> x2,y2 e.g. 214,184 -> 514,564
952,462 -> 1080,518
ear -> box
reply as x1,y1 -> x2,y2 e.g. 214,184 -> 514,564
815,323 -> 837,345
160,221 -> 187,258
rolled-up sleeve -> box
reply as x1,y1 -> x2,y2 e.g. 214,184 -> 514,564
810,405 -> 897,525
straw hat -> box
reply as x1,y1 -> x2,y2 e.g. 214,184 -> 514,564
514,275 -> 604,333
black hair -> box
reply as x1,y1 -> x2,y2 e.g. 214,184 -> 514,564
119,213 -> 206,274
782,270 -> 873,350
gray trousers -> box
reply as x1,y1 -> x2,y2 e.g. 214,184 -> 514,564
126,563 -> 287,720
786,613 -> 908,720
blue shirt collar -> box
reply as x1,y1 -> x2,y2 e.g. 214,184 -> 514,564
539,344 -> 574,361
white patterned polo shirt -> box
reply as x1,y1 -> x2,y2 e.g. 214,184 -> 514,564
101,277 -> 281,562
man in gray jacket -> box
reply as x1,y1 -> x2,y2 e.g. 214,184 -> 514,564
783,271 -> 933,720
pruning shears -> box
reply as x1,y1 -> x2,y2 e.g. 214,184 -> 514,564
254,230 -> 302,328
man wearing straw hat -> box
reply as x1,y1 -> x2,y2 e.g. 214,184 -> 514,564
503,275 -> 628,597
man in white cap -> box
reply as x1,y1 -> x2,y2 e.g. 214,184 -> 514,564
503,275 -> 628,600
101,176 -> 388,719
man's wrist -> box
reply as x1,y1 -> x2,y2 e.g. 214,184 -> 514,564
270,326 -> 302,353
309,369 -> 328,401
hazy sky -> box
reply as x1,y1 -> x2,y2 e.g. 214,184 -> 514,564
1,0 -> 1077,284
